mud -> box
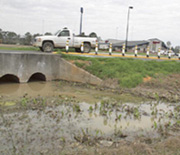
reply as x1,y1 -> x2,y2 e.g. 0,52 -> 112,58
133,74 -> 180,102
0,81 -> 180,154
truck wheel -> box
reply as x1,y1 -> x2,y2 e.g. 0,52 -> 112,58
84,43 -> 91,53
42,42 -> 54,53
75,48 -> 81,52
39,47 -> 43,51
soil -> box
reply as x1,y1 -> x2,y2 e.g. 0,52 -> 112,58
133,74 -> 180,102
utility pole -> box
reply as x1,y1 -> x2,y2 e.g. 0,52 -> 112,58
79,7 -> 83,35
125,6 -> 133,52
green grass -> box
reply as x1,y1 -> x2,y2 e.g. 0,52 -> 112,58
0,46 -> 39,51
55,48 -> 76,52
61,54 -> 180,88
0,45 -> 77,52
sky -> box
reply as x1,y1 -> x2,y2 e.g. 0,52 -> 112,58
0,0 -> 180,46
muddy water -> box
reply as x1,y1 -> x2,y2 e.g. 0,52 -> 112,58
0,82 -> 180,154
0,81 -> 141,103
0,82 -> 59,98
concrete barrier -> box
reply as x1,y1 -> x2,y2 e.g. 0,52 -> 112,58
0,52 -> 102,85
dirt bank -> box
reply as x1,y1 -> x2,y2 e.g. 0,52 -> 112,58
67,58 -> 180,102
132,74 -> 180,102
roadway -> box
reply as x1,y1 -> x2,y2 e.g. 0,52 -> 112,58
59,51 -> 180,61
0,49 -> 179,61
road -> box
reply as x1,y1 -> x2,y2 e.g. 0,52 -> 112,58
59,51 -> 180,61
0,49 -> 179,61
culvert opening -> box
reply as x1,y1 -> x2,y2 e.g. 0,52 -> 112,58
28,73 -> 46,82
0,74 -> 20,83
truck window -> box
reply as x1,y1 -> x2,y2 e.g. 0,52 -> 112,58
58,30 -> 70,37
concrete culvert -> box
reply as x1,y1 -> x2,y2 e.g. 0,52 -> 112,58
28,73 -> 46,82
0,74 -> 20,83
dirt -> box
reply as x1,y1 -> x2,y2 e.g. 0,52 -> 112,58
94,74 -> 180,102
69,60 -> 180,102
133,74 -> 180,102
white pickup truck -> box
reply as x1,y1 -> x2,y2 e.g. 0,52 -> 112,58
33,27 -> 97,53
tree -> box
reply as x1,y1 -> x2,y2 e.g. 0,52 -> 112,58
44,32 -> 52,36
0,28 -> 3,42
24,32 -> 32,45
174,46 -> 180,53
33,33 -> 42,38
166,41 -> 171,49
7,32 -> 18,44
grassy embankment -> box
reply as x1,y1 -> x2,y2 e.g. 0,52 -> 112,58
62,54 -> 180,88
0,45 -> 39,51
0,44 -> 75,52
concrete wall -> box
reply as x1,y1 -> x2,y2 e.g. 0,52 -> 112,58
0,52 -> 102,85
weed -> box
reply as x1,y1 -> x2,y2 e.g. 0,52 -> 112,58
88,106 -> 93,113
133,107 -> 141,119
20,97 -> 28,107
95,129 -> 103,137
154,121 -> 158,129
73,104 -> 81,113
115,114 -> 122,121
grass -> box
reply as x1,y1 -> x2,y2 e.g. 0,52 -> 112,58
61,54 -> 180,88
0,46 -> 39,51
0,45 -> 76,52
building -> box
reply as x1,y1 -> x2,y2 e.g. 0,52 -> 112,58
112,38 -> 168,53
113,40 -> 149,52
148,38 -> 167,53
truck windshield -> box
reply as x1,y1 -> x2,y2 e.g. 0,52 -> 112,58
54,30 -> 61,36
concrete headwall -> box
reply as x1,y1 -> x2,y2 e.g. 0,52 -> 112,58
0,52 -> 102,85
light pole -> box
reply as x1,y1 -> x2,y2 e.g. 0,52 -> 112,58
79,7 -> 83,35
125,6 -> 133,52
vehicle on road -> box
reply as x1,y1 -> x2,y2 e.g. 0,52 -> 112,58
33,27 -> 97,53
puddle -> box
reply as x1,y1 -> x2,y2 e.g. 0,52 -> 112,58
0,81 -> 142,103
0,99 -> 179,153
0,82 -> 57,98
0,81 -> 180,154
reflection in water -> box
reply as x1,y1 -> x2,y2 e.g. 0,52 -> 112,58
28,82 -> 46,91
0,82 -> 57,97
0,83 -> 20,94
78,102 -> 175,138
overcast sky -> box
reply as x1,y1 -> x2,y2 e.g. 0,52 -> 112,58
0,0 -> 180,46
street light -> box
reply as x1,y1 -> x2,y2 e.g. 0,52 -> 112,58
125,6 -> 133,52
79,7 -> 83,35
